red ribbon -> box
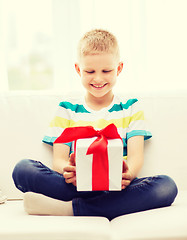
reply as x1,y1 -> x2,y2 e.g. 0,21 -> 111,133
54,124 -> 122,191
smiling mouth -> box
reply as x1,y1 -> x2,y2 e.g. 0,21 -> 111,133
91,83 -> 107,89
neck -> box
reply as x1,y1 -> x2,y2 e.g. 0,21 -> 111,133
85,92 -> 114,111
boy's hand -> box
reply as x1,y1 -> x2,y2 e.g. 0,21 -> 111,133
121,160 -> 133,190
63,153 -> 76,186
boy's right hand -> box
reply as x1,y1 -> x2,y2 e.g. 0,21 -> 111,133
63,153 -> 76,186
121,160 -> 132,190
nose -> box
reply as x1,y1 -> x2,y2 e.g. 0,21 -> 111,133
93,73 -> 104,83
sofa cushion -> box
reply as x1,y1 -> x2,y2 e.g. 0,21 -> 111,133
111,190 -> 187,240
0,200 -> 110,240
0,191 -> 186,240
0,191 -> 7,204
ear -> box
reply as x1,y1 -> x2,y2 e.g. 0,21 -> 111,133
117,62 -> 123,76
75,63 -> 81,77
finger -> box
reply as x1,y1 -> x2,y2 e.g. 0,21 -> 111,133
122,179 -> 131,187
63,171 -> 75,179
72,179 -> 77,186
122,172 -> 131,180
65,176 -> 76,184
69,153 -> 76,166
63,165 -> 76,173
122,160 -> 129,173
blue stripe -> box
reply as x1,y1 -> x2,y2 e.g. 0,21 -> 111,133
108,98 -> 138,112
42,136 -> 72,147
122,138 -> 127,147
126,130 -> 152,140
59,101 -> 90,113
122,138 -> 127,157
123,148 -> 127,157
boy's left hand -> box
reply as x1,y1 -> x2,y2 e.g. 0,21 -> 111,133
121,160 -> 133,190
63,153 -> 76,186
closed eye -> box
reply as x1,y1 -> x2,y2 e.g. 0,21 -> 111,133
103,70 -> 112,73
85,71 -> 95,74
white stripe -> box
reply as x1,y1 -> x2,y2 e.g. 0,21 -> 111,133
45,126 -> 65,138
55,106 -> 71,119
127,120 -> 147,133
130,100 -> 143,115
55,107 -> 134,122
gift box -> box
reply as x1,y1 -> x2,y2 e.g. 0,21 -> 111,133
54,124 -> 123,191
75,137 -> 123,191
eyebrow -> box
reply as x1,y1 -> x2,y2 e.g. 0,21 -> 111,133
83,67 -> 114,70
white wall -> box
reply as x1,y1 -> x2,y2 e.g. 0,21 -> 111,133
71,0 -> 187,94
1,0 -> 187,93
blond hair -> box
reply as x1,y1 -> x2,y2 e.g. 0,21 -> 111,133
77,29 -> 120,61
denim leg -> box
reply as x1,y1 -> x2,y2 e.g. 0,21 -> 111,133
12,159 -> 103,201
73,175 -> 178,220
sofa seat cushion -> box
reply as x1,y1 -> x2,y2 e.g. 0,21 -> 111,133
0,191 -> 187,240
0,200 -> 110,240
0,191 -> 7,204
111,190 -> 187,240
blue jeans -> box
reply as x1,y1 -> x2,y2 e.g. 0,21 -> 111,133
12,159 -> 178,220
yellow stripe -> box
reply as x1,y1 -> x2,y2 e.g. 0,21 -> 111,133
71,118 -> 123,128
50,117 -> 70,128
49,111 -> 144,129
131,110 -> 144,122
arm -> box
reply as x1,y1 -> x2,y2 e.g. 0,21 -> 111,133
126,135 -> 144,179
53,143 -> 70,174
53,143 -> 76,185
121,135 -> 144,189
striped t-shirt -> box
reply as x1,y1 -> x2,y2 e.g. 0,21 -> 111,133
42,95 -> 152,158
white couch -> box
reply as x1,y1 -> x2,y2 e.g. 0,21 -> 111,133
0,91 -> 187,240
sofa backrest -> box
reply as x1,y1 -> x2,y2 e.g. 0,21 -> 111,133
0,91 -> 186,199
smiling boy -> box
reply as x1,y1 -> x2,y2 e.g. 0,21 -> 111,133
75,53 -> 123,110
75,30 -> 123,111
12,29 -> 177,220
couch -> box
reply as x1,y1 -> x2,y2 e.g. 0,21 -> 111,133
0,91 -> 187,240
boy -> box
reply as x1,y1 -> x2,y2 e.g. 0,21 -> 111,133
13,29 -> 177,220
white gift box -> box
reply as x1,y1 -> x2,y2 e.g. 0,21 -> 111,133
75,137 -> 123,191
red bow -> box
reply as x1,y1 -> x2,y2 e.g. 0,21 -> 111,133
54,124 -> 122,191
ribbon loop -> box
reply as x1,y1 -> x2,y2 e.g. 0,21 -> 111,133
54,123 -> 122,145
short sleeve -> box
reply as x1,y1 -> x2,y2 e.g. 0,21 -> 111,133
42,102 -> 72,148
126,99 -> 152,141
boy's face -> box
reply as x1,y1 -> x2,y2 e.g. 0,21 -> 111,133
75,53 -> 123,100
